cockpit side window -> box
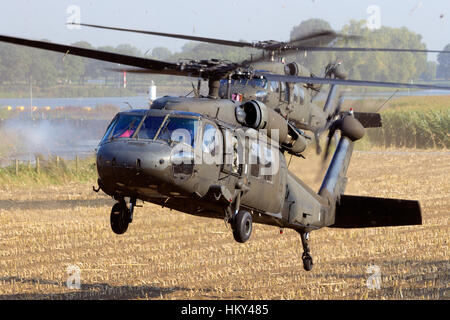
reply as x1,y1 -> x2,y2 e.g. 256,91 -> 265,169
107,114 -> 143,140
100,115 -> 119,144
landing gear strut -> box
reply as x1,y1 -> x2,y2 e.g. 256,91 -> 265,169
299,231 -> 313,271
110,197 -> 136,235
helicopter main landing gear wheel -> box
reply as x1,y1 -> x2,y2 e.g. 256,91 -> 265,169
232,210 -> 252,243
110,200 -> 131,235
299,231 -> 313,271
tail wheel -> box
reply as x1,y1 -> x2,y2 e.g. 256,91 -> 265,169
232,210 -> 253,243
302,252 -> 314,271
110,202 -> 130,235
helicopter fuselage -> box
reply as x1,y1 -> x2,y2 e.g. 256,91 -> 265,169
95,104 -> 329,233
217,60 -> 332,133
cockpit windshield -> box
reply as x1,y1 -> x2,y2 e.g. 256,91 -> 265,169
100,113 -> 199,146
157,116 -> 199,147
219,78 -> 268,89
135,116 -> 166,140
249,78 -> 268,88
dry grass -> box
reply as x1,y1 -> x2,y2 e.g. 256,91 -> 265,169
0,150 -> 448,300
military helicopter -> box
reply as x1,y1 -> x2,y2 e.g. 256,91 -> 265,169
74,23 -> 450,152
1,26 -> 450,271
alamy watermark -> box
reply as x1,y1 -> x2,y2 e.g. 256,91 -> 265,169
366,265 -> 382,290
66,265 -> 81,290
366,5 -> 381,30
169,127 -> 281,177
66,5 -> 81,29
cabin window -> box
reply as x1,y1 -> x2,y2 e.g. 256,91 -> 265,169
250,163 -> 260,177
231,135 -> 241,174
222,130 -> 242,175
280,82 -> 290,102
249,141 -> 260,178
293,84 -> 305,104
250,141 -> 274,182
262,146 -> 274,183
270,81 -> 279,93
202,123 -> 223,163
285,83 -> 291,102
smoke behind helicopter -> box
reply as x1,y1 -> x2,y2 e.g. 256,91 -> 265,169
0,119 -> 108,164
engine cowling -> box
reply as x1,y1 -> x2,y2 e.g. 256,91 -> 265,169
235,100 -> 308,154
284,62 -> 299,76
236,100 -> 289,143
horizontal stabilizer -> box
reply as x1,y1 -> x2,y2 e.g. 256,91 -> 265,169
331,194 -> 422,228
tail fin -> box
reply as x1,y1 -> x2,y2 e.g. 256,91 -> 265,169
318,135 -> 353,204
318,114 -> 364,202
317,113 -> 365,226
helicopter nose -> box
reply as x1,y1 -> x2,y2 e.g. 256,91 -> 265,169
96,139 -> 172,192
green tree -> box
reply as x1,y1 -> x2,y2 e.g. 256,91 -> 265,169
437,44 -> 450,79
57,42 -> 86,84
337,20 -> 427,82
96,45 -> 117,85
421,61 -> 437,81
114,44 -> 143,57
0,43 -> 31,84
71,41 -> 99,84
151,47 -> 172,61
30,48 -> 58,87
289,18 -> 336,76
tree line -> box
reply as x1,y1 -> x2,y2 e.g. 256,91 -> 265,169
0,19 -> 449,91
290,19 -> 450,82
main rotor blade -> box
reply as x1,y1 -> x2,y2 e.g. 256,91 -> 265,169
258,73 -> 450,91
72,23 -> 254,48
283,46 -> 450,54
287,30 -> 361,48
0,34 -> 191,76
74,23 -> 450,55
3,33 -> 448,91
72,23 -> 354,51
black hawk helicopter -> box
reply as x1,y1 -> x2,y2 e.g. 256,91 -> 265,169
1,24 -> 449,271
74,23 -> 450,153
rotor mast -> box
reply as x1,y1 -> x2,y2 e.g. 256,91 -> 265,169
208,78 -> 221,99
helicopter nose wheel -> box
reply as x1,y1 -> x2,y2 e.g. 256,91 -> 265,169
232,210 -> 253,243
110,200 -> 131,235
299,231 -> 313,271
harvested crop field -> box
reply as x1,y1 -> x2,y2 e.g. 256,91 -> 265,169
0,150 -> 448,300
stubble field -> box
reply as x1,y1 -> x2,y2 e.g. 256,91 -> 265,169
0,150 -> 448,300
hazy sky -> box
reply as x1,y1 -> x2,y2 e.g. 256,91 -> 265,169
0,0 -> 449,60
